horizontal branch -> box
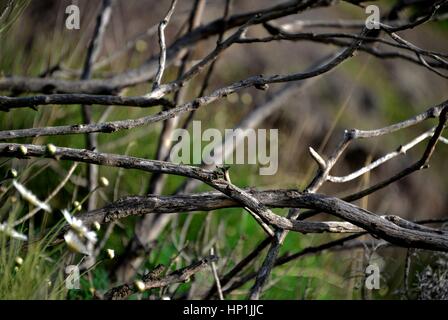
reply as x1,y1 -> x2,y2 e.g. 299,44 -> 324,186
79,189 -> 363,234
78,189 -> 447,247
0,94 -> 173,111
0,143 -> 215,181
0,31 -> 366,140
240,19 -> 448,82
327,127 -> 448,183
299,105 -> 448,222
350,101 -> 448,138
3,142 -> 448,251
104,255 -> 216,300
342,106 -> 448,202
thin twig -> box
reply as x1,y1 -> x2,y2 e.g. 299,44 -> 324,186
152,0 -> 178,91
210,247 -> 224,300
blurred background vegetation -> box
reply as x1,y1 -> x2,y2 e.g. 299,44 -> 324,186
0,0 -> 447,300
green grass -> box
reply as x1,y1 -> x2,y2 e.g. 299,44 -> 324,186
0,224 -> 67,299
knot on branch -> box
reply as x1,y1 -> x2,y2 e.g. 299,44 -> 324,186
102,123 -> 119,133
344,129 -> 358,140
192,99 -> 201,110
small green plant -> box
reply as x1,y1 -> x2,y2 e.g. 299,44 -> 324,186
0,227 -> 67,299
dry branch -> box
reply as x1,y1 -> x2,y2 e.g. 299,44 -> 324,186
104,255 -> 216,300
2,143 -> 448,251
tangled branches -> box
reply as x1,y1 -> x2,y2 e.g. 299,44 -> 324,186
1,0 -> 448,300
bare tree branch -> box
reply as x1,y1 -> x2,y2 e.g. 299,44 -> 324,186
152,0 -> 178,90
0,94 -> 172,111
104,255 -> 216,300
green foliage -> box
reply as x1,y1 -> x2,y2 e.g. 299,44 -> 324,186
0,0 -> 30,34
0,226 -> 66,299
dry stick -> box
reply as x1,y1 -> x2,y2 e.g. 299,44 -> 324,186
0,94 -> 172,111
385,28 -> 448,62
212,33 -> 446,298
324,110 -> 448,205
103,255 -> 217,300
77,188 -> 447,245
151,12 -> 387,101
210,247 -> 224,300
379,19 -> 448,78
2,143 -> 448,251
327,127 -> 447,183
0,0 -> 330,95
403,248 -> 413,299
262,16 -> 446,32
79,189 -> 364,234
384,0 -> 447,33
147,12 -> 252,100
152,0 -> 178,91
291,99 -> 448,219
2,92 -> 444,142
80,0 -> 114,212
263,10 -> 448,61
342,111 -> 448,203
4,34 -> 446,111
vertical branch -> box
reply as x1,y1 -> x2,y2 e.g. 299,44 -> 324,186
148,0 -> 206,195
210,247 -> 225,300
180,0 -> 233,130
81,0 -> 114,211
248,30 -> 368,299
403,248 -> 413,299
152,0 -> 178,91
